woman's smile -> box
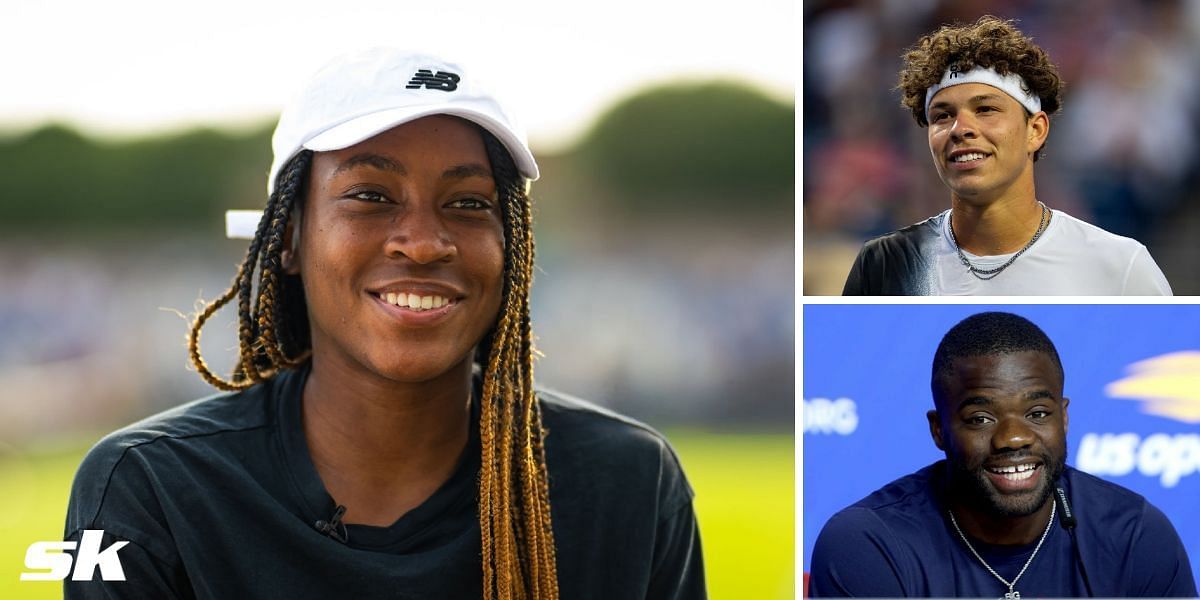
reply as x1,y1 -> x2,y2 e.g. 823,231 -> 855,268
370,290 -> 460,324
292,115 -> 505,384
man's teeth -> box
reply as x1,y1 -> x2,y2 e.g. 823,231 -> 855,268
988,463 -> 1038,481
383,292 -> 450,311
952,152 -> 987,162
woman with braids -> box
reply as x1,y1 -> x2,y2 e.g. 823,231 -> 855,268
63,48 -> 705,599
841,15 -> 1172,296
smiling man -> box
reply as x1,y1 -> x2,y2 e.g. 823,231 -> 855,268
842,16 -> 1172,295
809,312 -> 1196,597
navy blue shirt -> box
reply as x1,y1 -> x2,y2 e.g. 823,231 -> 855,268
810,461 -> 1196,597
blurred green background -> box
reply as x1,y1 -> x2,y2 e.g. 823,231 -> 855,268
0,81 -> 795,597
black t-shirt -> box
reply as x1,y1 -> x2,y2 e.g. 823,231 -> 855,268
842,217 -> 940,296
63,367 -> 705,599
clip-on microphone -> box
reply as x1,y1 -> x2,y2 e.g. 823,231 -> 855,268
315,504 -> 350,544
1053,486 -> 1093,597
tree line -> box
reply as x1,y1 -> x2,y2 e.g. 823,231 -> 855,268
0,81 -> 793,232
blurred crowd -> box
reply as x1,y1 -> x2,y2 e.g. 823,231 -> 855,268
0,224 -> 794,444
803,0 -> 1200,294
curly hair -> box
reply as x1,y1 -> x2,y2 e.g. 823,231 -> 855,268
897,15 -> 1063,159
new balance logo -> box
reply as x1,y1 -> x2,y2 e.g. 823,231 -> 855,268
406,69 -> 460,91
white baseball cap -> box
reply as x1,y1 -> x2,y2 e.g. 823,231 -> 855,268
267,47 -> 539,195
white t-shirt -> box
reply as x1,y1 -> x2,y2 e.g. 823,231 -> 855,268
933,209 -> 1172,295
843,209 -> 1173,295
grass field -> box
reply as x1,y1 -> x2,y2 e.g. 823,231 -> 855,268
0,431 -> 793,599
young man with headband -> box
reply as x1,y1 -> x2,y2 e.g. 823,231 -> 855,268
842,16 -> 1173,295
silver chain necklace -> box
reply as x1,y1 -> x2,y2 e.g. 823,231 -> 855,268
948,201 -> 1050,280
948,502 -> 1055,599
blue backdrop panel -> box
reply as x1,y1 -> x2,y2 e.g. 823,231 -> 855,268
803,304 -> 1200,578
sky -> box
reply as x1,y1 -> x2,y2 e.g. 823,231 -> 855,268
1,0 -> 796,152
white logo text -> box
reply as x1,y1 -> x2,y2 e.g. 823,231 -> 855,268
804,397 -> 859,435
20,530 -> 129,581
1077,432 -> 1200,488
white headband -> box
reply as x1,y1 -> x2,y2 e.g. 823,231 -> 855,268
924,65 -> 1042,118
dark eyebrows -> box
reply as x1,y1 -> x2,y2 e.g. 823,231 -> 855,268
1023,389 -> 1056,402
930,94 -> 1005,111
957,389 -> 1056,412
442,163 -> 493,181
968,93 -> 1004,104
957,395 -> 994,411
333,153 -> 407,176
330,155 -> 491,182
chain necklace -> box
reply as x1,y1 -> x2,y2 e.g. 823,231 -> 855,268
948,201 -> 1050,280
948,502 -> 1055,600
